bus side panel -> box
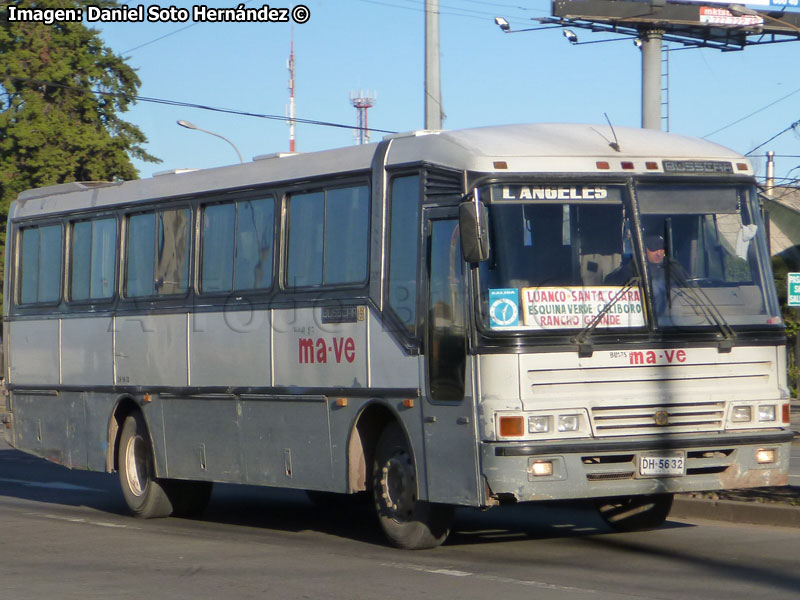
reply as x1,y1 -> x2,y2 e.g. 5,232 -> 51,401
61,317 -> 114,386
241,396 -> 334,489
189,310 -> 270,387
10,391 -> 87,469
272,308 -> 367,388
161,396 -> 243,482
366,311 -> 419,388
7,320 -> 59,385
114,314 -> 188,387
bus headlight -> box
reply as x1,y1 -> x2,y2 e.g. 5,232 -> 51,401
558,414 -> 581,432
732,405 -> 752,423
757,405 -> 776,422
528,415 -> 551,433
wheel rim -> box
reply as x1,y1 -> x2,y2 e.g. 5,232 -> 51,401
380,449 -> 416,522
124,434 -> 149,497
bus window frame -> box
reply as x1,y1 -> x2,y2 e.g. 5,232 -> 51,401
282,181 -> 372,292
66,214 -> 120,305
197,194 -> 278,297
383,170 -> 425,351
121,204 -> 194,302
14,219 -> 66,309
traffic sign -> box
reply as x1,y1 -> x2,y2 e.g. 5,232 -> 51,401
788,273 -> 800,307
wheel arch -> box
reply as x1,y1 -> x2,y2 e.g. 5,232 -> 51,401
347,400 -> 410,494
106,396 -> 146,474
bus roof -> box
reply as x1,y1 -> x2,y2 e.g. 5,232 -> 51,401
11,123 -> 750,220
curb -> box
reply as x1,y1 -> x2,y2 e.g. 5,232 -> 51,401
671,495 -> 800,528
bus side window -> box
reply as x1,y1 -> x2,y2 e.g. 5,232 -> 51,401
126,208 -> 190,298
70,218 -> 117,301
19,224 -> 63,305
286,185 -> 369,288
388,175 -> 421,336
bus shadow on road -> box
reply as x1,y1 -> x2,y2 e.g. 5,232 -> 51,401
0,445 -> 692,548
446,500 -> 692,546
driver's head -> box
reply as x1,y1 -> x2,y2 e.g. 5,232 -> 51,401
644,235 -> 665,264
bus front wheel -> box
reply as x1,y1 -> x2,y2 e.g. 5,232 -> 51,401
372,422 -> 452,549
596,493 -> 674,532
118,413 -> 174,519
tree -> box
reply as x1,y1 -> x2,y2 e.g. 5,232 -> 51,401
0,0 -> 160,302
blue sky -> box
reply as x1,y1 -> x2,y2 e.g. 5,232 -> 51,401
92,0 -> 800,183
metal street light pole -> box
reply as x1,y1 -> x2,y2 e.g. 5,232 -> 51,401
176,120 -> 244,164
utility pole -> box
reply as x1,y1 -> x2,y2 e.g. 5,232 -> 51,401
425,0 -> 443,130
640,28 -> 664,130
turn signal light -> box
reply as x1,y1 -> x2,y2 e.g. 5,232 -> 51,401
782,403 -> 791,424
499,416 -> 524,437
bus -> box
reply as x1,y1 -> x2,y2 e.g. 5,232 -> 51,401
1,123 -> 793,549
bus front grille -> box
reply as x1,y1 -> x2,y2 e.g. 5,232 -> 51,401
590,401 -> 726,436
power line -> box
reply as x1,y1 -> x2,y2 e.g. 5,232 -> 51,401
746,120 -> 800,156
354,0 -> 533,22
703,85 -> 800,139
121,0 -> 258,54
7,76 -> 397,135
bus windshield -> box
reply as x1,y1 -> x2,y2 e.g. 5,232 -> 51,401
637,183 -> 781,328
477,182 -> 781,333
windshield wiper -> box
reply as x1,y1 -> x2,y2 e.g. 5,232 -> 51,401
666,258 -> 736,350
573,276 -> 640,357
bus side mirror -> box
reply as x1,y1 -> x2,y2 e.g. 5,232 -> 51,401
459,198 -> 490,263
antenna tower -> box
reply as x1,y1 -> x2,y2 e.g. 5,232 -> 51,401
350,90 -> 376,145
286,28 -> 296,152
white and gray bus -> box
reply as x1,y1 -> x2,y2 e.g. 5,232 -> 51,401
1,124 -> 793,548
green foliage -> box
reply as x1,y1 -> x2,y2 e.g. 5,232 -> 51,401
0,0 -> 160,308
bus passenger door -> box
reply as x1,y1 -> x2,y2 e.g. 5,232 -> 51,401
421,213 -> 480,505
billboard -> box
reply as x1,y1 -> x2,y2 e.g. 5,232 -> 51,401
550,0 -> 800,49
674,0 -> 798,8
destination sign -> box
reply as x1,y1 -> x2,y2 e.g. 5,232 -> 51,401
497,185 -> 617,202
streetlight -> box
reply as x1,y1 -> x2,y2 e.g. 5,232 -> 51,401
493,16 -> 565,34
176,120 -> 244,164
563,28 -> 639,45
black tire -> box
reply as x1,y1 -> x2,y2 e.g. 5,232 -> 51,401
118,413 -> 174,519
164,479 -> 214,518
372,422 -> 453,549
596,493 -> 674,532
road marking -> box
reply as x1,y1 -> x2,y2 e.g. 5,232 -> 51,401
382,561 -> 598,593
0,477 -> 106,493
35,513 -> 136,529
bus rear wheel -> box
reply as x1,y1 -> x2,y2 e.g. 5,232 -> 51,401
372,422 -> 452,549
596,493 -> 674,532
118,413 -> 174,519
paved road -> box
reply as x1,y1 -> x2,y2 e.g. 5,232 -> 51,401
1,443 -> 799,600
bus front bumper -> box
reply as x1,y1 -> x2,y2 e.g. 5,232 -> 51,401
481,430 -> 794,503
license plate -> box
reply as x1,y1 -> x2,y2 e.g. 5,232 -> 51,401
639,452 -> 685,477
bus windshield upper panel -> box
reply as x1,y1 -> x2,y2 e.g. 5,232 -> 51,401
479,184 -> 645,333
636,183 -> 780,328
477,182 -> 781,335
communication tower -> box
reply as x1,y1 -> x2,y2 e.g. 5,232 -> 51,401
350,91 -> 377,145
286,29 -> 296,152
